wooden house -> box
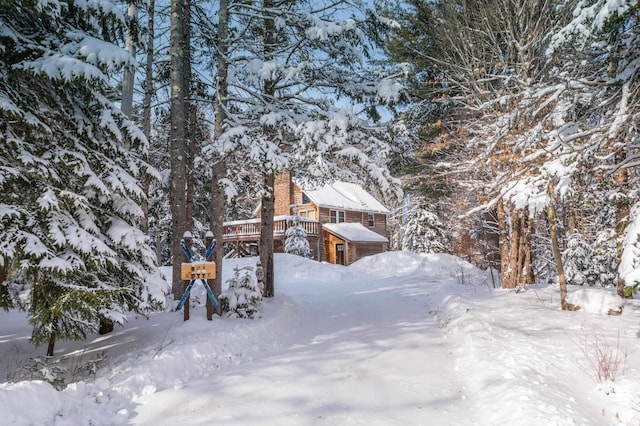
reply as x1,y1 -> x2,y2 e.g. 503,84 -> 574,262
223,173 -> 389,265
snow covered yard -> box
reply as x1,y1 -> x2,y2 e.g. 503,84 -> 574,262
1,252 -> 640,425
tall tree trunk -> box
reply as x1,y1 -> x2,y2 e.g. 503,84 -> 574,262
121,1 -> 137,119
523,216 -> 535,284
497,201 -> 533,289
259,0 -> 276,297
615,154 -> 629,298
184,0 -> 195,236
503,206 -> 522,288
497,200 -> 510,288
141,0 -> 155,235
169,0 -> 189,299
547,200 -> 570,310
210,0 -> 229,308
260,172 -> 275,297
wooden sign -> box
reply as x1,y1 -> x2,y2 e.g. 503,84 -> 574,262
181,262 -> 216,280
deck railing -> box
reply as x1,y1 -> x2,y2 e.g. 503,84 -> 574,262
223,215 -> 319,240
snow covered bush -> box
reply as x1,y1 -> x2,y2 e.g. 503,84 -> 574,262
219,267 -> 262,319
285,216 -> 311,258
564,232 -> 617,288
564,233 -> 595,286
22,357 -> 66,390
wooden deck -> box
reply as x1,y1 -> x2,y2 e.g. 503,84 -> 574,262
222,215 -> 319,242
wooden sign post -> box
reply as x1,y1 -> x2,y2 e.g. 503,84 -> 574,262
175,231 -> 220,320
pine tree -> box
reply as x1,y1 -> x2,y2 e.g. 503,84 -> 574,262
285,216 -> 311,258
219,267 -> 262,319
400,202 -> 448,254
0,0 -> 164,355
563,233 -> 594,286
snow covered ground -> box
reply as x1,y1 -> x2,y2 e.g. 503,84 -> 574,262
1,252 -> 639,425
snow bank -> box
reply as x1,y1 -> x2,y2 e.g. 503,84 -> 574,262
2,251 -> 639,425
567,287 -> 625,315
0,381 -> 63,424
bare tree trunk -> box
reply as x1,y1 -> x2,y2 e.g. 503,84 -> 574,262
615,154 -> 629,298
184,0 -> 194,236
121,1 -> 137,119
209,0 -> 229,308
515,213 -> 526,287
141,0 -> 155,235
259,0 -> 276,297
547,200 -> 570,310
46,327 -> 56,357
503,207 -> 522,288
169,0 -> 189,299
497,201 -> 534,289
497,200 -> 510,288
260,172 -> 275,297
523,216 -> 535,284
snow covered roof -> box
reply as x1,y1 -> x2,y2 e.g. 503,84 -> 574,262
323,223 -> 389,243
301,181 -> 389,214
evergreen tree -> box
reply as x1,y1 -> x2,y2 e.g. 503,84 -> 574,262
219,267 -> 262,319
214,0 -> 404,297
0,0 -> 164,355
285,216 -> 311,258
400,201 -> 448,254
563,233 -> 595,286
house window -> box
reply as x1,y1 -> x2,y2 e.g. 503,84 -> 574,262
300,209 -> 314,220
301,192 -> 311,204
330,210 -> 345,223
368,214 -> 375,227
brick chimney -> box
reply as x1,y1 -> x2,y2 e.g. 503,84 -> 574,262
274,171 -> 294,216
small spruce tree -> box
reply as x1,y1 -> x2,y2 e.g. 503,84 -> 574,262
285,216 -> 311,258
401,204 -> 448,254
219,267 -> 262,319
563,233 -> 593,286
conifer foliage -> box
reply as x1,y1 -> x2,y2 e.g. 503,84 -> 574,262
284,216 -> 311,258
399,198 -> 448,254
0,0 -> 164,355
219,267 -> 262,319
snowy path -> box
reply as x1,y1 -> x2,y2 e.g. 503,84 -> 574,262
5,253 -> 637,425
131,272 -> 471,425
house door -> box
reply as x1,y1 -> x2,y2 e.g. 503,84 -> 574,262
335,243 -> 345,265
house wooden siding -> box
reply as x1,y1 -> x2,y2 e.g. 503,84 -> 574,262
323,230 -> 387,265
227,173 -> 389,265
317,207 -> 387,238
355,242 -> 387,260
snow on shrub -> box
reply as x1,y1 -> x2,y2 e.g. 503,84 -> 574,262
284,215 -> 311,258
219,267 -> 262,318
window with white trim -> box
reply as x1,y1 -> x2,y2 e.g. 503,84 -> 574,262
330,210 -> 345,223
300,209 -> 315,220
